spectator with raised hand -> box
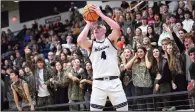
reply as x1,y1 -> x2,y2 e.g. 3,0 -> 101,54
120,47 -> 135,110
24,47 -> 55,108
124,47 -> 153,111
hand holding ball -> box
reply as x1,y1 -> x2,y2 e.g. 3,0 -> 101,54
83,4 -> 99,22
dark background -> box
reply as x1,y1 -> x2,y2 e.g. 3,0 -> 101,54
19,1 -> 87,23
1,11 -> 9,28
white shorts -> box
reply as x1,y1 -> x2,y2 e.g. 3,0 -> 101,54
90,78 -> 128,111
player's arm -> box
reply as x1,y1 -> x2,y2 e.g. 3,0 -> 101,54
11,85 -> 22,111
77,21 -> 93,53
91,5 -> 121,45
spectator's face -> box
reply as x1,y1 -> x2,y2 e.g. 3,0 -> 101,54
147,27 -> 153,34
189,52 -> 195,62
66,62 -> 72,69
4,60 -> 9,66
63,63 -> 67,70
178,31 -> 185,39
166,44 -> 173,55
73,53 -> 78,59
162,24 -> 167,31
55,62 -> 62,71
60,53 -> 66,60
184,38 -> 193,48
142,19 -> 147,25
179,1 -> 185,8
63,48 -> 68,54
19,69 -> 24,76
153,48 -> 160,59
121,36 -> 125,42
184,13 -> 190,19
148,8 -> 153,15
135,28 -> 142,36
10,73 -> 18,82
37,61 -> 44,69
10,55 -> 14,61
16,52 -> 20,58
136,14 -> 141,20
163,5 -> 168,13
56,44 -> 61,50
86,62 -> 92,71
170,17 -> 176,23
71,44 -> 77,52
154,15 -> 160,21
161,41 -> 168,51
177,8 -> 183,15
176,23 -> 183,30
119,15 -> 124,23
66,36 -> 72,43
74,59 -> 81,68
124,49 -> 132,59
48,52 -> 54,60
137,48 -> 145,59
125,13 -> 130,20
126,27 -> 131,34
24,67 -> 30,73
143,37 -> 150,45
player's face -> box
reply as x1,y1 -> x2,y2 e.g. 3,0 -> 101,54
93,25 -> 106,39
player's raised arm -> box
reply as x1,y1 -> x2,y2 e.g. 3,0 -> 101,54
91,5 -> 121,43
77,21 -> 93,52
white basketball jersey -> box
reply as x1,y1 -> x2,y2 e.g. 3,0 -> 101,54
89,37 -> 120,79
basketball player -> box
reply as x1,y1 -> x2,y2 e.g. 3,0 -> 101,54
77,5 -> 128,111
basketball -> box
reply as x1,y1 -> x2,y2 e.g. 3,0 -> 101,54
83,4 -> 99,22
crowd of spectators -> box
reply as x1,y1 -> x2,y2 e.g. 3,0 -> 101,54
1,1 -> 195,111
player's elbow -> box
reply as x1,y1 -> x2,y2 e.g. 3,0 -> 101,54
77,38 -> 84,45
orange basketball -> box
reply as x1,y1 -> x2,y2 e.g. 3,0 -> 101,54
83,4 -> 99,22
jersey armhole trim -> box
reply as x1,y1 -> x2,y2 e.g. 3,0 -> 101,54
88,40 -> 93,57
107,37 -> 118,50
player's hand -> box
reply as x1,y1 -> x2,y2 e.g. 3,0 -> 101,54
90,5 -> 103,16
84,19 -> 95,26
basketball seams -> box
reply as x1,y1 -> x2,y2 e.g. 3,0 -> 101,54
87,6 -> 95,21
83,4 -> 99,22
